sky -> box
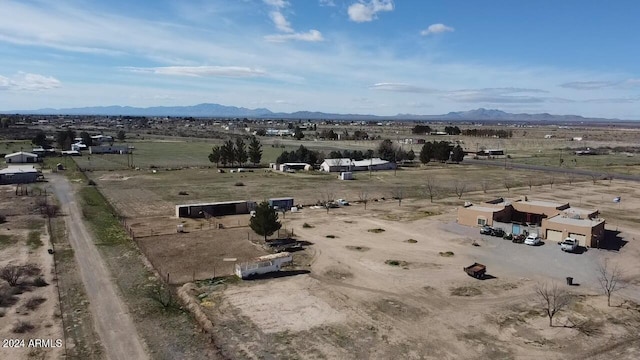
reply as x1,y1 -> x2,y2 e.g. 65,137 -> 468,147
0,0 -> 639,119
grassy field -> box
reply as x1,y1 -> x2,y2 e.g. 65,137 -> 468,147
90,159 -> 592,219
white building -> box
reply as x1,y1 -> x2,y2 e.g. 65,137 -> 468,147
320,158 -> 396,172
5,151 -> 39,164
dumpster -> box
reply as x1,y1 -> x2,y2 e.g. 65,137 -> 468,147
566,277 -> 573,286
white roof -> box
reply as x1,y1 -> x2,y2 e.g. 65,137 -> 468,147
352,158 -> 389,167
465,205 -> 505,213
547,215 -> 605,227
5,151 -> 38,158
518,200 -> 568,208
322,158 -> 352,166
0,165 -> 38,174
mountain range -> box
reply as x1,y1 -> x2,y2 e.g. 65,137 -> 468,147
4,103 -> 621,122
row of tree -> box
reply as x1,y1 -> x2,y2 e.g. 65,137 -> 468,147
276,145 -> 320,165
419,141 -> 465,163
411,125 -> 461,135
208,136 -> 262,166
461,129 -> 513,138
375,139 -> 415,162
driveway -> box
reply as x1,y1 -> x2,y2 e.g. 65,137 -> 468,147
49,174 -> 149,360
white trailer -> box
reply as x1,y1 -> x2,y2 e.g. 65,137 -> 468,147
235,252 -> 293,279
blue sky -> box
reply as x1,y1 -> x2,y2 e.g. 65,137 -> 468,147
0,0 -> 639,119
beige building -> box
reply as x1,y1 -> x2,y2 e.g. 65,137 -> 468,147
457,197 -> 605,248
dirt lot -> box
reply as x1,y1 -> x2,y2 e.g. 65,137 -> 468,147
0,186 -> 64,360
182,180 -> 640,359
137,222 -> 267,284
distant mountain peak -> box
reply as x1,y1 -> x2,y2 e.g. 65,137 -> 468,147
2,104 -> 620,122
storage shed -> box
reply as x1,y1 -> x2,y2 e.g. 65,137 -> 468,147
268,197 -> 294,211
0,165 -> 41,184
5,151 -> 39,164
175,200 -> 257,218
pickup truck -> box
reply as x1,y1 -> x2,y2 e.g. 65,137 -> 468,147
560,238 -> 578,252
463,262 -> 486,279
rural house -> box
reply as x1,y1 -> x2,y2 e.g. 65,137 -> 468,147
457,197 -> 605,248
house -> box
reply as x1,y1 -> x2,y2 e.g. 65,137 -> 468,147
5,151 -> 39,164
0,165 -> 42,184
320,158 -> 352,172
89,145 -> 130,154
457,197 -> 605,247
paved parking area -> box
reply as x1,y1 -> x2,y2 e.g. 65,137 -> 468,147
445,222 -> 609,287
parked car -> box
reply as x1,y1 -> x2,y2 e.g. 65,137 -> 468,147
560,237 -> 579,252
336,199 -> 349,206
480,225 -> 493,235
491,228 -> 505,237
524,234 -> 542,246
503,233 -> 513,240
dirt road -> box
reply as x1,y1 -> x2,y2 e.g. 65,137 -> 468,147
50,174 -> 149,360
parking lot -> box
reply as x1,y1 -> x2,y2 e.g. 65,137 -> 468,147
444,222 -> 609,288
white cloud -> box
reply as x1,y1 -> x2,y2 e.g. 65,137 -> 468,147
370,83 -> 436,93
0,72 -> 61,91
264,30 -> 324,42
560,81 -> 615,90
125,66 -> 266,78
420,23 -> 454,36
348,0 -> 394,23
319,0 -> 336,6
269,11 -> 293,33
263,0 -> 288,9
560,79 -> 640,90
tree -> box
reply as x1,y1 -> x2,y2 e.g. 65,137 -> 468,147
56,130 -> 76,151
548,176 -> 555,188
32,131 -> 49,147
117,130 -> 126,141
423,177 -> 438,202
235,138 -> 248,165
0,265 -> 24,287
248,136 -> 262,165
80,131 -> 93,146
504,178 -> 511,193
451,145 -> 465,163
419,142 -> 433,164
597,259 -> 626,307
406,149 -> 415,161
377,139 -> 396,162
208,146 -> 221,166
392,187 -> 404,206
412,124 -> 432,135
454,180 -> 466,199
294,126 -> 304,140
255,128 -> 267,136
481,181 -> 488,194
358,189 -> 369,210
535,282 -> 572,327
221,139 -> 235,166
249,201 -> 282,241
433,141 -> 452,162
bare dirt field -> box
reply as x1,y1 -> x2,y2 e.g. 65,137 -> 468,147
180,180 -> 640,360
0,186 -> 64,360
137,223 -> 267,284
85,143 -> 640,359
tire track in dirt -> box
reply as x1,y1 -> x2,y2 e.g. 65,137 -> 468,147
50,175 -> 149,360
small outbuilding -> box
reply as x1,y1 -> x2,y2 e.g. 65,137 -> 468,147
268,197 -> 294,211
0,165 -> 42,184
5,151 -> 39,164
175,200 -> 257,218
